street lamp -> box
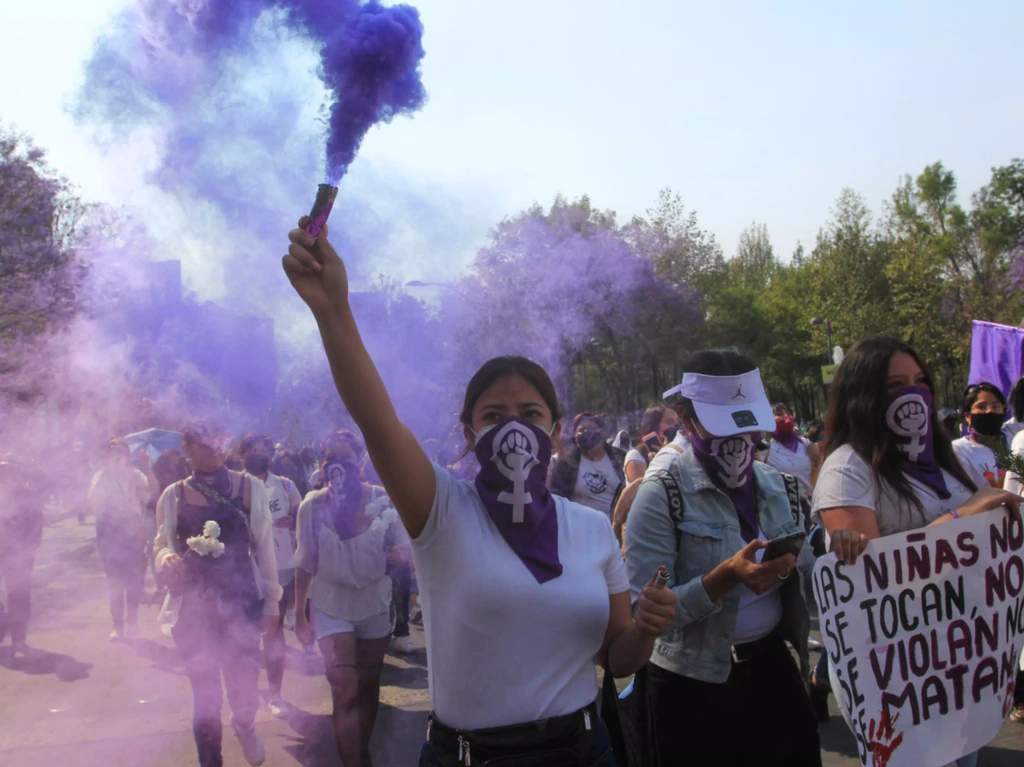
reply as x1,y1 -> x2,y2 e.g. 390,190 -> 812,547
810,317 -> 833,359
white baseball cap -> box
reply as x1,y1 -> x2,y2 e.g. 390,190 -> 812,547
662,369 -> 774,437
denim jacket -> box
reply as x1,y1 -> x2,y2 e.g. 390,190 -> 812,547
624,447 -> 809,683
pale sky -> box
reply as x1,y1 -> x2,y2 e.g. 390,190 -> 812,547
2,0 -> 1022,262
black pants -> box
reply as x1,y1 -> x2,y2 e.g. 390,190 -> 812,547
418,707 -> 617,767
95,516 -> 147,630
0,549 -> 35,645
647,639 -> 822,766
174,594 -> 261,767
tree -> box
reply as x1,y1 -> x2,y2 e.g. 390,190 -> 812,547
973,159 -> 1024,322
442,195 -> 703,419
0,127 -> 87,396
809,189 -> 893,345
625,188 -> 725,293
730,222 -> 777,290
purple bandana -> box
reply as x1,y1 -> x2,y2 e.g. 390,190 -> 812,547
689,431 -> 759,541
885,386 -> 951,500
474,418 -> 563,584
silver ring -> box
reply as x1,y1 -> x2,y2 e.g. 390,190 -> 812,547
776,571 -> 791,581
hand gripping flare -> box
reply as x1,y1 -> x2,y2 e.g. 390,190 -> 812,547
304,184 -> 338,238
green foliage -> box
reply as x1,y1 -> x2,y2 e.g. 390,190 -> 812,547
0,126 -> 87,393
697,163 -> 1024,420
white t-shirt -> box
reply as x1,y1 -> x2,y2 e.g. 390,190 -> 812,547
412,463 -> 630,730
1004,430 -> 1024,496
572,452 -> 619,516
951,437 -> 1003,489
812,444 -> 974,538
624,448 -> 646,472
295,489 -> 403,621
733,528 -> 784,644
255,472 -> 302,574
87,467 -> 150,520
644,436 -> 688,478
762,438 -> 814,496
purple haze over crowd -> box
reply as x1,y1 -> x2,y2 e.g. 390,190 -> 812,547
6,0 -> 702,478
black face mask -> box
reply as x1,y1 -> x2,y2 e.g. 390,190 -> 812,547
970,411 -> 1005,437
663,426 -> 679,443
244,454 -> 271,476
575,430 -> 604,452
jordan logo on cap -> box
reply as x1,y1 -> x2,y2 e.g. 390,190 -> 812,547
731,384 -> 746,401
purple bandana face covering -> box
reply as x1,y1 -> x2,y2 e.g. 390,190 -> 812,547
325,461 -> 364,537
689,431 -> 760,541
885,385 -> 951,500
474,417 -> 563,584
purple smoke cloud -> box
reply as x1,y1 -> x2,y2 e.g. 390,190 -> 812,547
80,0 -> 426,183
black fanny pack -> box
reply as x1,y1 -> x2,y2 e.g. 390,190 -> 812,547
425,703 -> 599,767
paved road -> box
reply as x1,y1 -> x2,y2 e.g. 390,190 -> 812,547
1,513 -> 1021,766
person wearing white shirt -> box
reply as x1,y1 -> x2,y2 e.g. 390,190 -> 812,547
548,412 -> 627,519
624,405 -> 681,482
293,430 -> 408,767
627,352 -> 820,765
154,425 -> 281,767
951,382 -> 1012,489
812,338 -> 1020,767
759,403 -> 814,499
239,433 -> 302,718
1004,377 -> 1024,444
282,221 -> 676,766
1001,427 -> 1024,723
87,439 -> 151,641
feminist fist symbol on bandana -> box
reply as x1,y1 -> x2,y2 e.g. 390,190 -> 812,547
711,436 -> 754,489
491,422 -> 540,523
886,393 -> 928,462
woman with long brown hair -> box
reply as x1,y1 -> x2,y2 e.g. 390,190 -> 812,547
812,336 -> 1020,767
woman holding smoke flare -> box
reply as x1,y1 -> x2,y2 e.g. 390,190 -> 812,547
812,336 -> 1021,767
283,218 -> 676,766
625,350 -> 822,765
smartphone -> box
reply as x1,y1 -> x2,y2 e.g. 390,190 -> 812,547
641,432 -> 662,452
762,532 -> 805,561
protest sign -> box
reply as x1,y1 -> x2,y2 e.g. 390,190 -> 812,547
813,510 -> 1024,766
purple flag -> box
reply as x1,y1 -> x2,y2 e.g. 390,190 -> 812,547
968,320 -> 1024,397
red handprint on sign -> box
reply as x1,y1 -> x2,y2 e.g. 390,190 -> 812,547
867,705 -> 904,767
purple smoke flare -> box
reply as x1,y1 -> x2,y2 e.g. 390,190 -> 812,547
273,0 -> 428,183
80,0 -> 426,184
309,1 -> 427,183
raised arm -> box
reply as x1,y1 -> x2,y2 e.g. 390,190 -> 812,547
283,220 -> 435,537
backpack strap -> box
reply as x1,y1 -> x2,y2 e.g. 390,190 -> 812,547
780,472 -> 811,533
650,469 -> 684,550
186,475 -> 257,552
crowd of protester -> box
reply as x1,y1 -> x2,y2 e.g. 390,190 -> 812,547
2,218 -> 1024,766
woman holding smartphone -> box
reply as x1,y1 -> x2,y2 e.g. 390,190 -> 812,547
625,349 -> 820,765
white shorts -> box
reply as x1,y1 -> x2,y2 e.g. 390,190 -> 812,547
311,607 -> 393,641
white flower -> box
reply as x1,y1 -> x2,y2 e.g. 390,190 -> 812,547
186,520 -> 226,558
